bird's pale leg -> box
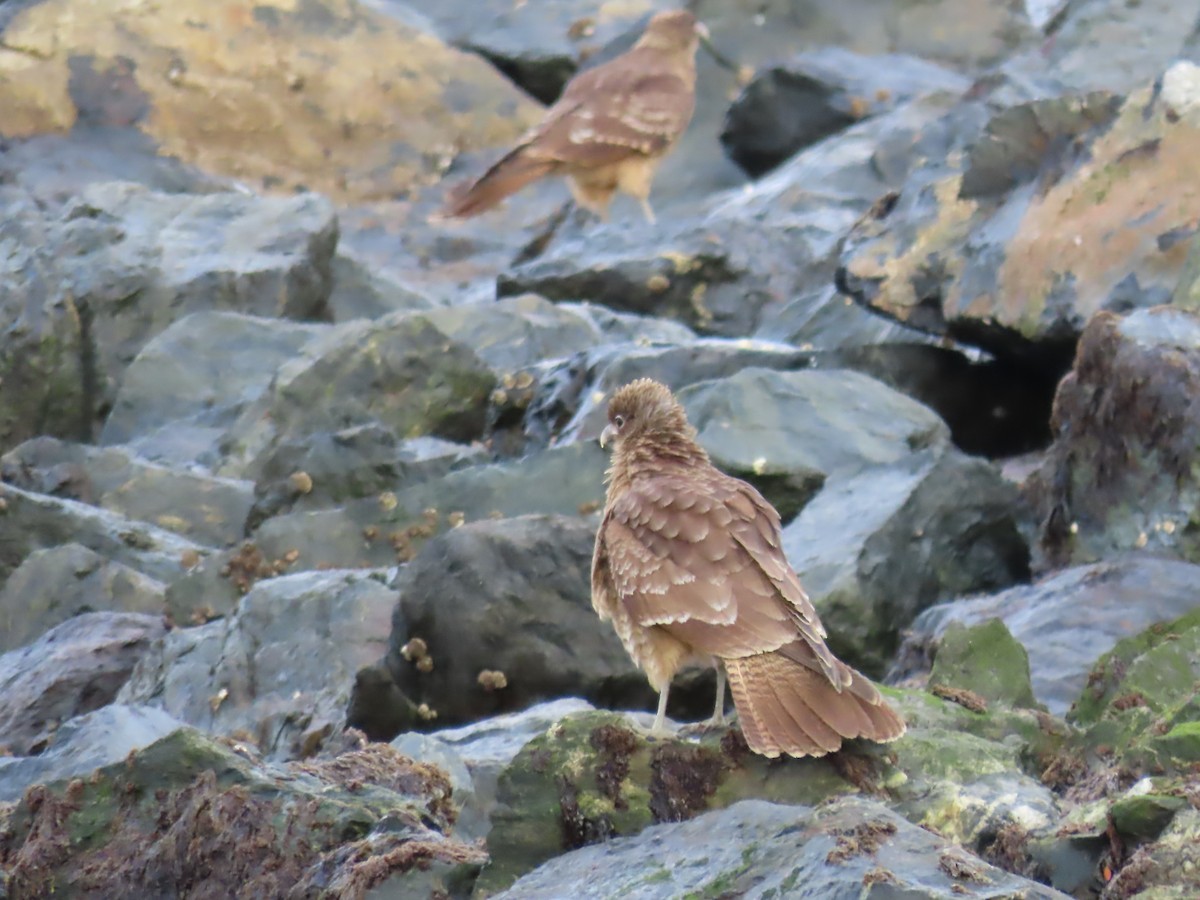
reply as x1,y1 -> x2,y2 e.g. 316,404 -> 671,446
650,685 -> 671,737
639,196 -> 657,224
707,665 -> 726,726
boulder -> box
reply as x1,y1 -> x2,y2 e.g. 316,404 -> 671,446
0,543 -> 165,654
383,516 -> 660,732
0,0 -> 541,202
722,47 -> 970,177
495,797 -> 1068,900
2,436 -> 254,547
0,727 -> 481,899
1031,307 -> 1200,567
99,310 -> 328,464
217,311 -> 496,480
118,570 -> 395,760
839,65 -> 1200,359
927,619 -> 1042,711
0,704 -> 185,803
0,481 -> 204,589
0,612 -> 166,756
896,557 -> 1200,716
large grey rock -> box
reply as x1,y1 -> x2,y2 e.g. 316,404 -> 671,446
0,481 -> 207,586
118,570 -> 394,760
1031,307 -> 1200,567
0,182 -> 336,455
722,46 -> 971,177
0,704 -> 186,802
383,516 -> 653,731
217,310 -> 496,480
100,310 -> 328,464
839,67 -> 1200,359
2,436 -> 254,547
249,440 -> 609,573
897,557 -> 1200,716
494,797 -> 1068,900
0,612 -> 166,756
0,543 -> 165,653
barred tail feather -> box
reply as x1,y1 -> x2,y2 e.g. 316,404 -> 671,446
724,651 -> 905,759
439,148 -> 556,219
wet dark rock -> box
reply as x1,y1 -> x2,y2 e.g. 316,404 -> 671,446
0,704 -> 185,803
0,611 -> 166,756
383,516 -> 663,733
0,726 -> 479,899
118,569 -> 394,760
839,68 -> 1200,360
0,543 -> 164,654
897,557 -> 1200,716
722,47 -> 970,177
2,436 -> 254,547
1031,307 -> 1200,568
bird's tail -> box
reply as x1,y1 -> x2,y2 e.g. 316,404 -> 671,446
438,146 -> 557,219
724,649 -> 905,758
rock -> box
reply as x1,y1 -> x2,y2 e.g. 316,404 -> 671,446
1006,0 -> 1200,95
100,310 -> 328,464
1032,307 -> 1200,567
0,182 -> 338,456
1067,607 -> 1200,771
0,727 -> 482,898
722,47 -> 971,177
249,440 -> 608,573
413,0 -> 675,106
0,543 -> 165,654
0,481 -> 205,587
782,448 -> 1030,675
928,619 -> 1041,710
545,338 -> 809,448
0,0 -> 541,203
839,68 -> 1200,360
422,293 -> 602,373
218,311 -> 496,480
476,689 -> 1069,895
1106,808 -> 1200,898
491,796 -> 1067,900
2,436 -> 255,547
118,570 -> 395,760
0,704 -> 185,803
383,516 -> 658,732
896,557 -> 1200,716
393,698 -> 597,841
327,250 -> 439,323
0,612 -> 166,756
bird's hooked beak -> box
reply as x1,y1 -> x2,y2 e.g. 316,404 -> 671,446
599,423 -> 618,449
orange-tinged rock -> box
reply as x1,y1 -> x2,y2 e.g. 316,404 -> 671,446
0,0 -> 542,203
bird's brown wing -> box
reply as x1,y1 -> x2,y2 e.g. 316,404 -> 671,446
599,470 -> 845,686
520,48 -> 696,167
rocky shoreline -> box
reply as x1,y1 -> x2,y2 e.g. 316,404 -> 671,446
2,0 -> 1200,897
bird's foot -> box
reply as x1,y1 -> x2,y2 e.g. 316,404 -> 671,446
677,716 -> 732,739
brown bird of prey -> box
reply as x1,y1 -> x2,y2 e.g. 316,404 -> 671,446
591,378 -> 906,758
439,10 -> 705,223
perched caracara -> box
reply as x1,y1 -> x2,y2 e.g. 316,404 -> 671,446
440,10 -> 704,223
591,378 -> 906,758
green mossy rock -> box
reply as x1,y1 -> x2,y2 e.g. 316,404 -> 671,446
928,618 -> 1042,710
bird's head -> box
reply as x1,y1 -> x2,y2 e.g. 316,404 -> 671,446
600,378 -> 697,451
636,9 -> 709,54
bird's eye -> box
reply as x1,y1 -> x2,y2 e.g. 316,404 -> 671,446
613,414 -> 626,429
